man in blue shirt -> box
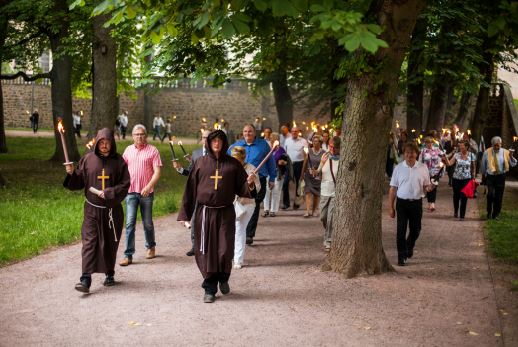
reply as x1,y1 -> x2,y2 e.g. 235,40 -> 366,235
229,124 -> 276,245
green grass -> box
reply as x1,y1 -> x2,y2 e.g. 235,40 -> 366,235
479,185 -> 518,264
0,136 -> 197,266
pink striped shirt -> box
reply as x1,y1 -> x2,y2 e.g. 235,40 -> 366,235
122,144 -> 163,194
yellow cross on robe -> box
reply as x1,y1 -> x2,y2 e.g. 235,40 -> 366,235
97,168 -> 110,190
210,169 -> 222,190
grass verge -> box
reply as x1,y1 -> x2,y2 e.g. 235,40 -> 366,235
0,136 -> 195,266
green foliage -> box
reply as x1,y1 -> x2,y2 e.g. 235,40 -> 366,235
479,186 -> 518,264
0,136 -> 196,265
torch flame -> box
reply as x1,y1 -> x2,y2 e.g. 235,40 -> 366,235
57,120 -> 64,133
262,117 -> 266,121
292,121 -> 297,128
272,140 -> 280,149
439,162 -> 444,168
202,117 -> 207,123
411,129 -> 416,133
396,120 -> 400,128
513,136 -> 518,142
467,129 -> 471,135
302,121 -> 306,125
177,140 -> 183,146
86,139 -> 95,149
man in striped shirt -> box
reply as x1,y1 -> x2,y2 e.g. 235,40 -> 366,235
120,124 -> 163,266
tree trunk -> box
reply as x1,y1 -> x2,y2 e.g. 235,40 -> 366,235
455,90 -> 472,128
48,0 -> 79,162
471,52 -> 494,141
425,82 -> 450,131
0,15 -> 8,153
406,15 -> 427,132
443,86 -> 456,125
89,14 -> 117,135
271,67 -> 293,128
326,0 -> 426,278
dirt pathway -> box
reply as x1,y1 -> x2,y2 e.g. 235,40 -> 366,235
0,184 -> 511,346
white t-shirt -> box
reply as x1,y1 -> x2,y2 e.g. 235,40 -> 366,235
284,136 -> 308,162
320,157 -> 339,197
390,161 -> 431,200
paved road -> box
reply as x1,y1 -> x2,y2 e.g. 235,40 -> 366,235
0,183 -> 510,346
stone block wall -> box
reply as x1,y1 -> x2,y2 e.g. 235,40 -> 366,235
2,81 -> 329,136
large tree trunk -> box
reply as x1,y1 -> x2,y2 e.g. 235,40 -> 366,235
406,15 -> 427,132
425,82 -> 450,131
455,90 -> 474,129
48,0 -> 79,162
471,52 -> 494,141
271,67 -> 293,128
0,14 -> 8,153
326,0 -> 426,278
89,14 -> 117,135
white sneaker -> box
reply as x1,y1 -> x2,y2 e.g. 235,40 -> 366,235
233,263 -> 242,269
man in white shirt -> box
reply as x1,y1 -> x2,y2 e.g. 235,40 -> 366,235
279,125 -> 291,148
118,111 -> 129,139
283,126 -> 308,209
318,136 -> 340,250
152,114 -> 165,141
388,142 -> 433,266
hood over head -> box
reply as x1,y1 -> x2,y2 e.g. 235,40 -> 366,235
205,130 -> 229,159
94,128 -> 117,158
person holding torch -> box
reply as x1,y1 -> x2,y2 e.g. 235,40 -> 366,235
63,128 -> 130,293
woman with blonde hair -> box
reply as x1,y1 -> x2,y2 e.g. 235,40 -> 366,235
231,146 -> 261,268
302,134 -> 325,217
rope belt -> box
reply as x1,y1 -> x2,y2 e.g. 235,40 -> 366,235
200,205 -> 229,255
86,199 -> 117,242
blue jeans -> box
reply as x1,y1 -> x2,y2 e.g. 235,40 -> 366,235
124,193 -> 156,258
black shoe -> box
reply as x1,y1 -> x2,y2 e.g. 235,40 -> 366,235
454,213 -> 458,218
293,204 -> 300,210
486,214 -> 491,220
203,293 -> 216,303
186,248 -> 195,256
281,205 -> 289,210
75,280 -> 90,293
397,257 -> 407,266
407,249 -> 413,259
219,282 -> 230,295
103,275 -> 115,286
493,216 -> 500,221
246,237 -> 253,245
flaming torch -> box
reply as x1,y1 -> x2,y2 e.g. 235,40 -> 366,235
57,119 -> 73,165
431,162 -> 445,186
177,140 -> 188,157
169,140 -> 178,161
254,141 -> 280,175
86,139 -> 95,151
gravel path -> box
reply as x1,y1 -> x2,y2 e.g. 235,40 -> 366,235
0,183 -> 512,346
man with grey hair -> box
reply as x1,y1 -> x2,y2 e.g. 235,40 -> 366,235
120,124 -> 162,265
481,136 -> 517,220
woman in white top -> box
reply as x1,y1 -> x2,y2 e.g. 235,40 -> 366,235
231,146 -> 261,268
445,140 -> 476,220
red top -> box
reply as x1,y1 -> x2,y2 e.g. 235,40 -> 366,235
122,144 -> 162,194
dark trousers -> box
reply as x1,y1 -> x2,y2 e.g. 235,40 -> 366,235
283,160 -> 303,208
452,178 -> 470,218
396,198 -> 422,259
426,188 -> 437,203
202,272 -> 230,295
120,126 -> 127,139
486,174 -> 506,218
246,176 -> 267,238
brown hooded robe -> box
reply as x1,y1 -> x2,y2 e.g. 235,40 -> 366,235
178,130 -> 255,279
63,128 -> 130,275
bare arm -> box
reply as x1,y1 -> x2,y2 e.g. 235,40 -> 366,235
142,165 -> 161,197
388,186 -> 397,218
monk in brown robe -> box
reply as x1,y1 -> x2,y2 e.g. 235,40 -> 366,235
64,128 -> 130,293
178,130 -> 257,303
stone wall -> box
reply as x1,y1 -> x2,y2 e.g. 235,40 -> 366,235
1,79 -> 330,136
